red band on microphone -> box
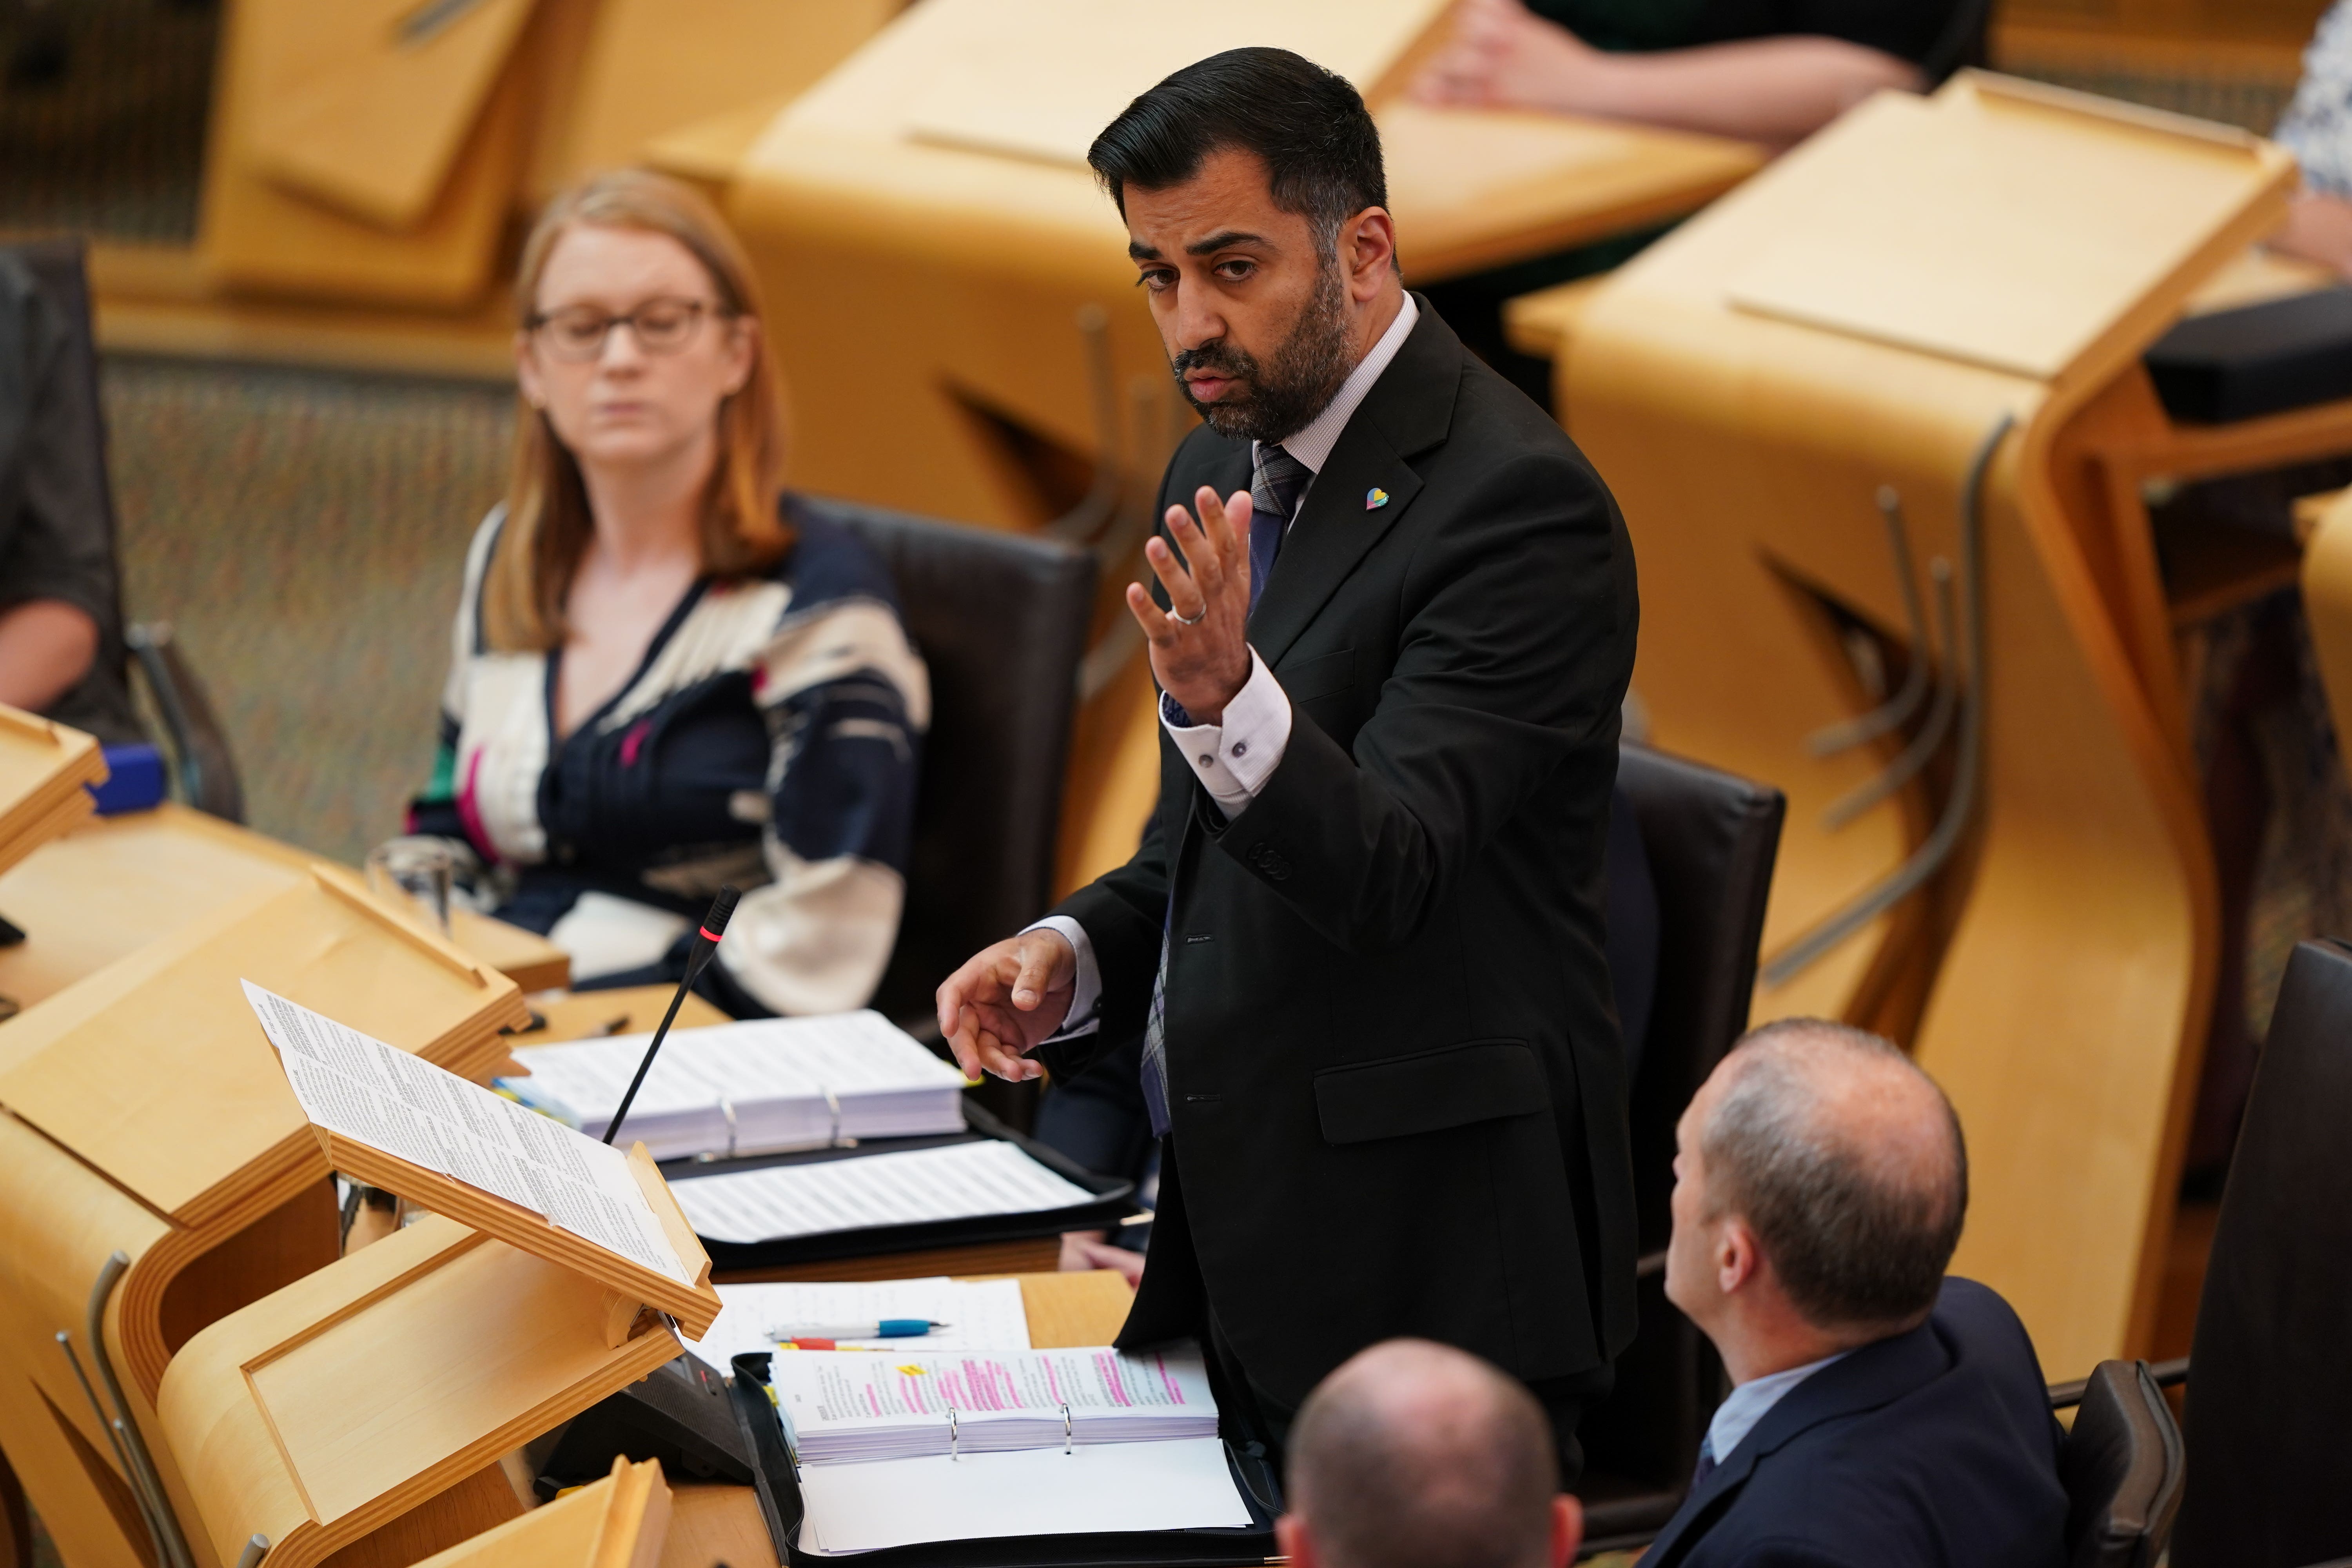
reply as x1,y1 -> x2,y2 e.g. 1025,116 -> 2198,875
699,926 -> 723,944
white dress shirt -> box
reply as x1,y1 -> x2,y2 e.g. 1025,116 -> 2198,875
1031,294 -> 1421,1040
1700,1350 -> 1851,1472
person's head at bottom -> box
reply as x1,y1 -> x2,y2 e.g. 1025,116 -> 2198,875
1667,1017 -> 1967,1383
1280,1339 -> 1581,1568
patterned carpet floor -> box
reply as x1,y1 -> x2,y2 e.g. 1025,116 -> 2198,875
102,358 -> 515,866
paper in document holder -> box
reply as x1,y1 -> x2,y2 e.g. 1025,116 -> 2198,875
245,982 -> 723,1337
673,1103 -> 1140,1273
728,1353 -> 1282,1568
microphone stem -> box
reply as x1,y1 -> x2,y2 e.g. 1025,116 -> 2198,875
603,936 -> 719,1147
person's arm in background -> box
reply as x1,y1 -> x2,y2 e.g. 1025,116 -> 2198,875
707,592 -> 929,1018
0,255 -> 116,722
1412,0 -> 1919,149
2267,4 -> 2352,276
0,600 -> 96,711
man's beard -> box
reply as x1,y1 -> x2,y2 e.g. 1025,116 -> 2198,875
1170,260 -> 1355,445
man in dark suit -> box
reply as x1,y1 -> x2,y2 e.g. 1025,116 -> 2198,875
935,47 -> 1639,1474
1645,1018 -> 2069,1567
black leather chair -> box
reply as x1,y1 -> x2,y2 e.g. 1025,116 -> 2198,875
2171,938 -> 2352,1568
6,238 -> 244,820
2055,1359 -> 2186,1568
1577,742 -> 1785,1549
804,497 -> 1097,1074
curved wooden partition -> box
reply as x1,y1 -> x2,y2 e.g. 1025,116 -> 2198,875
1565,73 -> 2294,1376
0,869 -> 528,1568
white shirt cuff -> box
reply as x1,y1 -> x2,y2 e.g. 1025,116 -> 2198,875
1022,915 -> 1101,1040
1160,648 -> 1293,817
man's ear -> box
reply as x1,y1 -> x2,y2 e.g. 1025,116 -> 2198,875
1717,1216 -> 1760,1297
1343,207 -> 1398,299
1275,1514 -> 1317,1568
1549,1494 -> 1584,1568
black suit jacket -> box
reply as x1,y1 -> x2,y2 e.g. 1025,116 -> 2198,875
1645,1279 -> 2070,1568
1041,301 -> 1640,1406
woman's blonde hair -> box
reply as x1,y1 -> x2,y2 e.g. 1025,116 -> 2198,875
483,168 -> 789,652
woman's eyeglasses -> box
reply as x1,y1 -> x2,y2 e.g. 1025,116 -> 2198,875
526,297 -> 728,361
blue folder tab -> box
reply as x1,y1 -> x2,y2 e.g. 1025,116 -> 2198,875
89,743 -> 167,816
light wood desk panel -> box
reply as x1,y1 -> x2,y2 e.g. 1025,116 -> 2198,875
0,804 -> 569,1013
1563,72 -> 2296,1378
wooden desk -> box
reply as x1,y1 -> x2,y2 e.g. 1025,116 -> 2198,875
1561,71 -> 2301,1377
0,804 -> 569,1013
650,1270 -> 1138,1568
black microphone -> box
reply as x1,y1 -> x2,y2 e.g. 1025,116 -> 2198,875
604,886 -> 739,1147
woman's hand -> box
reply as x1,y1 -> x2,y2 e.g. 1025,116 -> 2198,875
1412,0 -> 1607,114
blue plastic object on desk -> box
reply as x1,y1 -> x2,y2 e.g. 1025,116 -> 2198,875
89,742 -> 167,815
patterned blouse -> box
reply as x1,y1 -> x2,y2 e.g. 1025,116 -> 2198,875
410,503 -> 928,1018
2279,3 -> 2352,199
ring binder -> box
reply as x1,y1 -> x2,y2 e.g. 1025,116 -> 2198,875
728,1354 -> 1284,1568
1061,1403 -> 1073,1456
948,1407 -> 960,1461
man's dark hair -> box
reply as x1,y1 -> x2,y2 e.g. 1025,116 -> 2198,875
1704,1018 -> 1969,1331
1087,47 -> 1388,255
1288,1341 -> 1557,1568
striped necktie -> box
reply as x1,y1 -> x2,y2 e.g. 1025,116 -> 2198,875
1141,443 -> 1314,1138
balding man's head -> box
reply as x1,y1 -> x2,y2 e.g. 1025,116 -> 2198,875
1677,1018 -> 1967,1334
1280,1340 -> 1574,1568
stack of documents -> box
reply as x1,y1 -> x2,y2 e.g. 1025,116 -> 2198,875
671,1138 -> 1098,1245
682,1276 -> 1033,1372
775,1346 -> 1221,1463
501,1011 -> 969,1160
0,704 -> 106,876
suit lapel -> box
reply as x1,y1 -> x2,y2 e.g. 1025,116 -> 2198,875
1642,1321 -> 1951,1566
1247,299 -> 1463,667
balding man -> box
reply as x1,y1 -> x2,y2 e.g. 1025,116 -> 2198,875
1283,1339 -> 1581,1568
1646,1019 -> 2068,1568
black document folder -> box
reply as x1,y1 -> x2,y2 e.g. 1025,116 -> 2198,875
728,1353 -> 1283,1568
666,1102 -> 1140,1272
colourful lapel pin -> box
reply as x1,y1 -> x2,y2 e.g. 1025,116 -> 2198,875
1365,487 -> 1390,510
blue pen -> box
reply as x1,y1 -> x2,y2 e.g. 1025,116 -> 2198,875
772,1319 -> 947,1342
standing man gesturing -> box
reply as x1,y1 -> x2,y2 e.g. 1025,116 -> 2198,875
935,47 -> 1639,1477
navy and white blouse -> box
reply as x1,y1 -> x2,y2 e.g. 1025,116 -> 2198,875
411,503 -> 928,1017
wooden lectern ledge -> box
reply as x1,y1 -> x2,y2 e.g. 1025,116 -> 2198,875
412,1456 -> 670,1568
1563,70 -> 2296,1378
159,1216 -> 682,1568
0,704 -> 106,882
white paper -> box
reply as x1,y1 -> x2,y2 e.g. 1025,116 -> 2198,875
501,1011 -> 967,1158
244,981 -> 690,1283
671,1139 -> 1095,1245
682,1277 -> 1031,1373
793,1439 -> 1251,1554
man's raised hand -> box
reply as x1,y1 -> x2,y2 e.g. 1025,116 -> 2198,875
1127,485 -> 1255,724
935,928 -> 1078,1082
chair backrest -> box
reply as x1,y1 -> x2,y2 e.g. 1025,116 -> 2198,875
799,496 -> 1097,1032
1577,743 -> 1784,1528
1615,742 -> 1786,1251
2173,938 -> 2352,1567
2063,1360 -> 2185,1568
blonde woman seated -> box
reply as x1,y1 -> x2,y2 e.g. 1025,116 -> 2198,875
407,170 -> 927,1017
